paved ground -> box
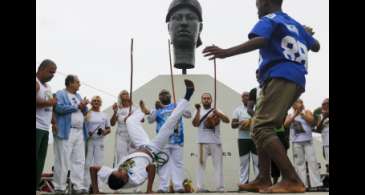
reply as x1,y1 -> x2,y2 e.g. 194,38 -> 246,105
40,192 -> 329,195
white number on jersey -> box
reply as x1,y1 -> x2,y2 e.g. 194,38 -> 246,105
281,36 -> 308,70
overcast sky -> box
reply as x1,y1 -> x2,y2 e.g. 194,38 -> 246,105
36,0 -> 329,111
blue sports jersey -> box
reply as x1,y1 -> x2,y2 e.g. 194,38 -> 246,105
248,11 -> 316,89
155,103 -> 184,145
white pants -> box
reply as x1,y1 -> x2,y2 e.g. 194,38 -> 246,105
239,153 -> 259,184
157,145 -> 185,192
53,128 -> 86,191
84,138 -> 104,188
126,99 -> 189,152
114,130 -> 136,166
196,143 -> 224,192
292,141 -> 323,188
323,145 -> 329,163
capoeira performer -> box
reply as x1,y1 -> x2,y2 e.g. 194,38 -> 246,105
89,79 -> 195,193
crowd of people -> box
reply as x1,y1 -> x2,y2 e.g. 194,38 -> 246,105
36,59 -> 329,194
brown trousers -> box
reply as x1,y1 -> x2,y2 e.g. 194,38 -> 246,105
251,78 -> 303,150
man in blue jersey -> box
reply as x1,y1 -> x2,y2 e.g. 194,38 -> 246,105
202,0 -> 320,193
140,89 -> 192,193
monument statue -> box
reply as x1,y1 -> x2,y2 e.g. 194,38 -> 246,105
166,0 -> 203,74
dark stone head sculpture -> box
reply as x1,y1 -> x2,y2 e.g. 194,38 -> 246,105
166,0 -> 203,73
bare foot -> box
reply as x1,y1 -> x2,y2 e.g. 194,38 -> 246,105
259,179 -> 305,193
238,178 -> 272,192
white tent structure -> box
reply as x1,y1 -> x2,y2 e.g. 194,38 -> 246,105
43,74 -> 327,192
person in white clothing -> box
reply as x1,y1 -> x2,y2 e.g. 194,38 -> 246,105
316,98 -> 329,171
110,90 -> 138,166
231,92 -> 259,185
36,59 -> 57,191
284,99 -> 323,190
53,75 -> 89,194
110,90 -> 140,193
89,79 -> 195,194
192,93 -> 230,192
83,96 -> 111,191
139,89 -> 192,193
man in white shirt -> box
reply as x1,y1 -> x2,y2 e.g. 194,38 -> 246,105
231,92 -> 259,185
89,79 -> 195,193
192,92 -> 230,192
36,59 -> 57,191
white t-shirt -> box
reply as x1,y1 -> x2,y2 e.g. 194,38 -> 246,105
194,107 -> 222,144
116,106 -> 137,134
86,111 -> 111,140
232,103 -> 252,139
321,116 -> 329,146
36,78 -> 53,130
290,114 -> 313,143
98,152 -> 152,188
67,92 -> 84,129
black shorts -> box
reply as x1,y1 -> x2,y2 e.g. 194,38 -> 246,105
238,139 -> 257,156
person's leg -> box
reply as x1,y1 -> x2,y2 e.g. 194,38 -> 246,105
239,147 -> 272,191
324,145 -> 329,164
125,109 -> 152,148
249,139 -> 259,181
292,142 -> 307,187
114,132 -> 130,166
157,147 -> 171,192
196,144 -> 208,191
53,136 -> 71,191
211,144 -> 224,192
70,129 -> 86,191
36,129 -> 49,190
83,139 -> 95,189
305,141 -> 323,188
150,80 -> 193,151
271,160 -> 280,184
271,132 -> 285,184
238,139 -> 250,185
150,99 -> 189,150
94,139 -> 104,166
171,145 -> 185,192
251,79 -> 305,193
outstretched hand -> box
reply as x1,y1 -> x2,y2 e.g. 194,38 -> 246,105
202,45 -> 228,60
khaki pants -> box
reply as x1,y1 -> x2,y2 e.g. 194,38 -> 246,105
252,78 -> 303,149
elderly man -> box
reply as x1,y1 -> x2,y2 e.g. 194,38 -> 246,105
53,75 -> 89,194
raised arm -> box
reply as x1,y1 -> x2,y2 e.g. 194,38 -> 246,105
202,37 -> 267,60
